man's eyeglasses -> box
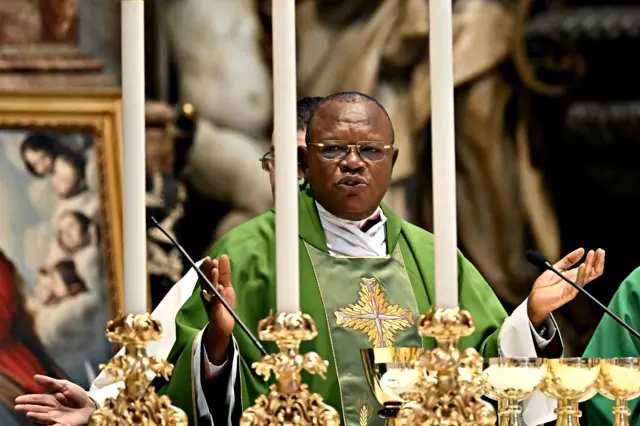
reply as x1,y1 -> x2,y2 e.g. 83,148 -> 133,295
260,152 -> 275,174
308,140 -> 392,162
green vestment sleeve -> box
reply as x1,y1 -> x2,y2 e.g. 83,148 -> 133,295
398,219 -> 507,357
583,267 -> 640,425
156,190 -> 508,426
155,212 -> 278,425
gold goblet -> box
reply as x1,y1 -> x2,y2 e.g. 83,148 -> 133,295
595,358 -> 640,426
540,358 -> 600,426
361,348 -> 425,424
484,358 -> 546,426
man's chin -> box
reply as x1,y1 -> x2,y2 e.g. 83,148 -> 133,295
339,202 -> 378,221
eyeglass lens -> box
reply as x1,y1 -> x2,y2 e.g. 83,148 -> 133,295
317,141 -> 388,161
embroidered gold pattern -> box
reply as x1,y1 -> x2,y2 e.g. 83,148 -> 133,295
334,277 -> 414,348
357,400 -> 371,426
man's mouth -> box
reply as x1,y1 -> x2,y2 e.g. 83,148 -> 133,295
337,176 -> 367,188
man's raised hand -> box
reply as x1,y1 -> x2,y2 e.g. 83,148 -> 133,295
528,248 -> 605,327
200,254 -> 236,364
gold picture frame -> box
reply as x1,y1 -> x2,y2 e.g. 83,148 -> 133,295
0,88 -> 124,326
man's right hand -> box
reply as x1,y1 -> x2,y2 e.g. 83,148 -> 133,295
14,375 -> 96,426
200,254 -> 236,364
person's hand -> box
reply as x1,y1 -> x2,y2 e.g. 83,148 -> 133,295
14,375 -> 96,426
528,248 -> 605,327
200,254 -> 236,364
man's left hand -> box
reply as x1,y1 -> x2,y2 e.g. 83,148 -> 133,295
528,248 -> 605,328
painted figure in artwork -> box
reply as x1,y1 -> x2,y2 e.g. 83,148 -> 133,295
0,250 -> 66,426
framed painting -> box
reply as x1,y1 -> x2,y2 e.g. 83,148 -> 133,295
0,89 -> 123,402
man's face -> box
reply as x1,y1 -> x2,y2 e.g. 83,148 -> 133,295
304,100 -> 398,220
268,129 -> 307,200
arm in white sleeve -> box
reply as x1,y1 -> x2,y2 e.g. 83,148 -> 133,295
202,342 -> 233,381
529,314 -> 558,351
193,329 -> 239,426
499,298 -> 563,426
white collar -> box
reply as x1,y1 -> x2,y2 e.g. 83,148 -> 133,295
315,201 -> 387,257
315,202 -> 385,230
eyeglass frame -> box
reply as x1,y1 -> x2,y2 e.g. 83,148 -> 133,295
307,140 -> 393,163
259,152 -> 275,174
259,151 -> 305,174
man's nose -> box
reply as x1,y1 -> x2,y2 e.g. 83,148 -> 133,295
341,149 -> 365,171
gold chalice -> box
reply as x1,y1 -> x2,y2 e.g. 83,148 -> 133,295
361,348 -> 425,424
540,358 -> 600,426
483,358 -> 546,426
595,358 -> 640,426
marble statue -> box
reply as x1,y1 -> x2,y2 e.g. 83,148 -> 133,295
166,0 -> 273,239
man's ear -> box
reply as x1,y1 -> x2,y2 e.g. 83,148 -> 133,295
391,147 -> 399,167
298,145 -> 309,179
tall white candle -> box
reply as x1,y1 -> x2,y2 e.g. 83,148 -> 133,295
429,0 -> 458,309
121,0 -> 148,315
272,0 -> 300,313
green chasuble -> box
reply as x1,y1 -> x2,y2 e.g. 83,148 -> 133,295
583,267 -> 640,425
156,189 -> 508,426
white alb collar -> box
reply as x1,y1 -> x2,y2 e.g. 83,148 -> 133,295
314,202 -> 386,232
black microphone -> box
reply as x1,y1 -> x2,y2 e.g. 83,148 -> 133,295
526,249 -> 640,342
150,217 -> 268,356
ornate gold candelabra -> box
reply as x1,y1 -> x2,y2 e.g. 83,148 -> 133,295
240,311 -> 340,426
89,313 -> 187,426
396,307 -> 496,426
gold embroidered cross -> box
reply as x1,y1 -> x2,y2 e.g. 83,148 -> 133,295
334,277 -> 414,348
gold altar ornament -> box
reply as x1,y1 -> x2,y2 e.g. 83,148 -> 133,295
396,307 -> 496,426
89,313 -> 188,426
241,311 -> 341,426
540,358 -> 600,426
483,358 -> 546,426
595,358 -> 640,426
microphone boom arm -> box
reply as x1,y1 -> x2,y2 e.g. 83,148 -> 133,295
526,249 -> 640,343
546,266 -> 640,342
150,217 -> 268,356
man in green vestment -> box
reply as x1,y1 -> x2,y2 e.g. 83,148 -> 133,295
13,92 -> 606,426
583,267 -> 640,425
156,92 -> 605,426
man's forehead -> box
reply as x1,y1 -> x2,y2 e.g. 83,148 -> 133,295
315,100 -> 377,121
311,100 -> 391,139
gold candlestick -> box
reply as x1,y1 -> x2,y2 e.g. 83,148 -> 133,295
396,307 -> 496,426
595,358 -> 640,426
89,313 -> 187,426
240,311 -> 340,426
